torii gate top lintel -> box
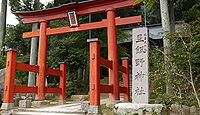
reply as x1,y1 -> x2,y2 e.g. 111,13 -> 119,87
14,0 -> 141,24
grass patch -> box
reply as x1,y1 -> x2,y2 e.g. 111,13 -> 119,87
99,104 -> 116,115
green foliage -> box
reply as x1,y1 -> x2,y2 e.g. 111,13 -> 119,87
0,56 -> 6,69
66,80 -> 88,97
9,0 -> 44,11
136,0 -> 157,9
137,0 -> 200,25
66,81 -> 75,97
175,0 -> 200,21
184,2 -> 200,22
150,18 -> 200,108
15,55 -> 30,85
5,23 -> 31,54
100,104 -> 115,115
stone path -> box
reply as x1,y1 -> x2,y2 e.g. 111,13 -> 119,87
11,99 -> 111,115
13,103 -> 86,115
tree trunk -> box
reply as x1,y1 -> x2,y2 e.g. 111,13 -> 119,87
82,68 -> 86,81
169,0 -> 175,32
160,0 -> 173,96
0,0 -> 7,58
77,68 -> 82,80
27,0 -> 40,99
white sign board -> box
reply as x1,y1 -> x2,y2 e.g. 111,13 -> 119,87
132,27 -> 149,104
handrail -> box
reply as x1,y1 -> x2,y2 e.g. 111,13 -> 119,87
16,63 -> 39,73
14,85 -> 38,93
100,84 -> 113,93
46,68 -> 61,76
118,65 -> 127,74
119,86 -> 127,93
45,88 -> 61,94
100,57 -> 112,69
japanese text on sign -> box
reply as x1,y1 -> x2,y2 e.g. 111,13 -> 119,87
132,27 -> 149,104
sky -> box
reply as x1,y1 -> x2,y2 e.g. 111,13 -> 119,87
7,0 -> 54,25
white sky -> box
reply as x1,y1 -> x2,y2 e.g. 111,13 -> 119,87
7,0 -> 54,25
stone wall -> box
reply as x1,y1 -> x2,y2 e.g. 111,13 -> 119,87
0,69 -> 5,94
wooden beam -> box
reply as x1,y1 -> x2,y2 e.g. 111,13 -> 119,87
23,16 -> 142,38
16,63 -> 39,73
100,85 -> 113,93
45,88 -> 61,94
77,0 -> 139,16
120,86 -> 127,93
15,0 -> 140,24
100,57 -> 112,69
14,86 -> 38,94
46,68 -> 61,77
118,65 -> 127,74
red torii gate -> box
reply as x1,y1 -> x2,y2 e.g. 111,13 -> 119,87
1,0 -> 142,111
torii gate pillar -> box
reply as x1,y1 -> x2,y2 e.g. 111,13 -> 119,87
36,21 -> 48,100
107,8 -> 120,101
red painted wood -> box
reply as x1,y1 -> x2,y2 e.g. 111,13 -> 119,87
14,86 -> 38,94
77,0 -> 139,16
15,0 -> 140,24
115,16 -> 142,26
22,13 -> 67,24
119,87 -> 127,93
100,57 -> 112,69
122,59 -> 130,101
118,65 -> 127,74
23,30 -> 40,39
100,85 -> 113,93
22,16 -> 142,38
3,50 -> 17,103
46,68 -> 61,76
89,40 -> 100,106
45,88 -> 61,94
16,63 -> 39,73
36,21 -> 48,100
107,9 -> 120,101
59,63 -> 66,103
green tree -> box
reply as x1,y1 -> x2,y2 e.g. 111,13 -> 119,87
0,0 -> 7,58
9,0 -> 44,11
150,2 -> 200,110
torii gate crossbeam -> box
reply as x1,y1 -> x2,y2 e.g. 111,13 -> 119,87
14,0 -> 140,24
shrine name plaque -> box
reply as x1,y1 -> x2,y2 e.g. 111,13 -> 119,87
132,27 -> 149,104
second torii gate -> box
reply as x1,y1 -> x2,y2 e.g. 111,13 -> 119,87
1,0 -> 142,110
